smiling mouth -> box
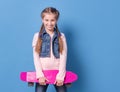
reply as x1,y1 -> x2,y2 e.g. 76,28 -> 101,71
48,26 -> 52,27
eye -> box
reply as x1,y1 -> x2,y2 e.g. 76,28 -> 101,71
51,19 -> 55,22
45,19 -> 49,21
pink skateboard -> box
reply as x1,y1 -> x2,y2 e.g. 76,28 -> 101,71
20,70 -> 78,84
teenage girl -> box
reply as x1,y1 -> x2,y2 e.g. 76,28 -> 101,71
32,7 -> 67,92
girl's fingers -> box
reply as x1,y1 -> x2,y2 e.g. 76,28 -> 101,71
45,78 -> 49,82
54,80 -> 64,86
54,80 -> 56,84
38,77 -> 49,85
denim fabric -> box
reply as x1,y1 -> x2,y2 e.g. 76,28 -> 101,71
39,29 -> 60,58
35,83 -> 67,92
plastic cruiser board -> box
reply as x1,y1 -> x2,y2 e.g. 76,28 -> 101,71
20,70 -> 78,84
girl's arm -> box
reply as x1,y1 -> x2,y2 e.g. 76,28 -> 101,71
56,33 -> 67,81
32,32 -> 44,79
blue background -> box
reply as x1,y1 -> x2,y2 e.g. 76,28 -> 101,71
0,0 -> 120,92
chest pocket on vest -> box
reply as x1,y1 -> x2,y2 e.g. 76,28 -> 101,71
41,36 -> 51,53
41,42 -> 46,52
53,39 -> 59,51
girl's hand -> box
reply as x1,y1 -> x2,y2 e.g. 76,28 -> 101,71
38,77 -> 49,85
54,79 -> 64,86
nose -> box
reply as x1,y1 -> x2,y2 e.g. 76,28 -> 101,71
48,21 -> 52,25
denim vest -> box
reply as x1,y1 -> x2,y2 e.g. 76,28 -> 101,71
39,29 -> 60,58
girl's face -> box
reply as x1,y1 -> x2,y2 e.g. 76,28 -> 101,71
42,13 -> 57,32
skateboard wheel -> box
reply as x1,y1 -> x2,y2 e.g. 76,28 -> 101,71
28,82 -> 34,87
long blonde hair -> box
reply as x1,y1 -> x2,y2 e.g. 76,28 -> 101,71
35,7 -> 63,54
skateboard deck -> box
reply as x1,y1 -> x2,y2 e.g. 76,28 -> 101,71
20,70 -> 78,84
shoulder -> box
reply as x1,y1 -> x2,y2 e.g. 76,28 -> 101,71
60,32 -> 66,38
33,32 -> 39,37
32,32 -> 39,40
32,32 -> 39,42
32,32 -> 39,47
60,32 -> 67,46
